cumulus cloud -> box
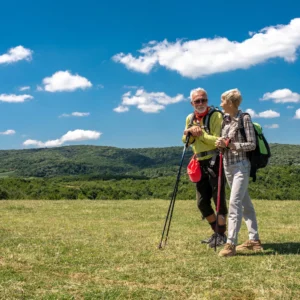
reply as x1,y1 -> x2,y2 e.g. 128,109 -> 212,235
114,89 -> 185,113
246,108 -> 280,118
264,124 -> 279,129
59,112 -> 90,117
23,129 -> 101,148
294,109 -> 300,119
260,88 -> 300,103
287,105 -> 294,109
258,110 -> 280,118
113,106 -> 129,113
0,94 -> 33,103
0,129 -> 16,135
113,18 -> 300,78
19,86 -> 30,91
0,46 -> 33,64
41,70 -> 92,92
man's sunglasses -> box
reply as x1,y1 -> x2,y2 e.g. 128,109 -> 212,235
193,98 -> 208,104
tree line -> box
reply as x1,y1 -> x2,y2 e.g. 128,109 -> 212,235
0,144 -> 299,200
0,165 -> 299,200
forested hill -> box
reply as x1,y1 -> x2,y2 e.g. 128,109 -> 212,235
0,143 -> 299,178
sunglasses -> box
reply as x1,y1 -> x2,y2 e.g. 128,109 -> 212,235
193,98 -> 208,104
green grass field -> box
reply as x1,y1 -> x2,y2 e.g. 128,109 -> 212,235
0,200 -> 299,299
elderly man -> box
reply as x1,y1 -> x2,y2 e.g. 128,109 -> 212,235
183,88 -> 228,247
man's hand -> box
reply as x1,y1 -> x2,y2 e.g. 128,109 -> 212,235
184,126 -> 203,137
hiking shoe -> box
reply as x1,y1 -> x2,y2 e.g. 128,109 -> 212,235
208,233 -> 227,248
219,243 -> 236,257
236,240 -> 263,252
201,233 -> 215,244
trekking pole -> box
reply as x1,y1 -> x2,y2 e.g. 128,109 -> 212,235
158,134 -> 191,249
214,151 -> 223,252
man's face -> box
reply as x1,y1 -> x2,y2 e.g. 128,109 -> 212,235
191,91 -> 208,113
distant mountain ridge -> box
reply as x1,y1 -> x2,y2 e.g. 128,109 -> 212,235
0,143 -> 299,178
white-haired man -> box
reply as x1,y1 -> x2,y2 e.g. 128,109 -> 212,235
183,88 -> 228,247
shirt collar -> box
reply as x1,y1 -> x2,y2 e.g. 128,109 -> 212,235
224,110 -> 242,123
232,110 -> 242,122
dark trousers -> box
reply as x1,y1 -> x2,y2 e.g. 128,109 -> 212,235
195,156 -> 228,218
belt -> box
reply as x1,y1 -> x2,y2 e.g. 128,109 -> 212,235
196,149 -> 217,158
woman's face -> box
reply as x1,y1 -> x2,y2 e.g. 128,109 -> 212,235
220,97 -> 230,112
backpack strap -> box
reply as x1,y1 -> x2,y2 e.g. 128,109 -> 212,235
185,113 -> 196,145
203,106 -> 223,135
202,107 -> 223,169
238,112 -> 247,141
238,112 -> 258,181
188,112 -> 195,128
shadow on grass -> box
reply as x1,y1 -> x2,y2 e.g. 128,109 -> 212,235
238,243 -> 300,256
263,243 -> 300,255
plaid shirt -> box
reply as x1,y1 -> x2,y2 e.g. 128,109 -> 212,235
222,110 -> 256,166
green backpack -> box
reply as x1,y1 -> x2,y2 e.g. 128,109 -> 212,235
239,113 -> 271,182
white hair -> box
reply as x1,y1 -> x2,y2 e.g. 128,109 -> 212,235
221,88 -> 242,108
190,87 -> 207,100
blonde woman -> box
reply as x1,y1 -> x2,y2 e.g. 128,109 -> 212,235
215,89 -> 263,257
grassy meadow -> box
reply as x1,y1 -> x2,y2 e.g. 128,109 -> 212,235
0,199 -> 299,299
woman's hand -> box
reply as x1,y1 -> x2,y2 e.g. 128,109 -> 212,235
215,138 -> 236,150
215,137 -> 227,148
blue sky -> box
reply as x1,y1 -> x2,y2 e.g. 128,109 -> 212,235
0,0 -> 300,150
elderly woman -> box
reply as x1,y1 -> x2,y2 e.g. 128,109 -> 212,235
215,89 -> 263,257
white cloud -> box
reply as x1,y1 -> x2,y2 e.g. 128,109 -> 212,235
0,129 -> 16,135
258,109 -> 280,118
114,89 -> 185,113
0,94 -> 33,103
245,108 -> 280,118
0,46 -> 33,64
245,109 -> 256,118
264,124 -> 279,129
287,105 -> 294,109
123,91 -> 131,97
97,84 -> 104,89
294,109 -> 300,119
59,112 -> 90,117
123,85 -> 143,89
41,70 -> 92,92
113,106 -> 129,113
260,88 -> 300,103
23,129 -> 101,148
113,18 -> 300,78
258,110 -> 280,118
19,86 -> 30,91
36,85 -> 43,91
72,112 -> 90,117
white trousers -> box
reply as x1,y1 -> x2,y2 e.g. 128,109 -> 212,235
224,159 -> 259,245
